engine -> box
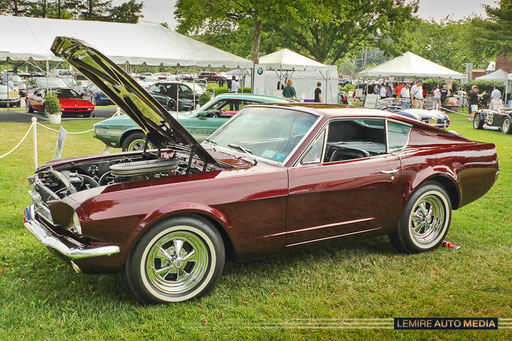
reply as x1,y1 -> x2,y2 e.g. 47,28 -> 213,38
29,152 -> 200,203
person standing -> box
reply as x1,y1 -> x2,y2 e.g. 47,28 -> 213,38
8,77 -> 14,90
468,85 -> 487,121
410,80 -> 424,109
282,79 -> 297,100
314,82 -> 322,102
440,83 -> 450,107
379,84 -> 387,99
400,83 -> 411,108
395,83 -> 404,98
230,76 -> 240,93
433,85 -> 441,110
490,85 -> 502,109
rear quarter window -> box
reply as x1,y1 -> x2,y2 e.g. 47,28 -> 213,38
388,121 -> 411,150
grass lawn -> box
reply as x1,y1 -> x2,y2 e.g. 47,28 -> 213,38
0,113 -> 511,340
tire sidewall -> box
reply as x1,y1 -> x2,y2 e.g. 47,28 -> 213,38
126,216 -> 225,304
473,114 -> 481,129
398,183 -> 452,253
121,132 -> 146,151
502,118 -> 511,134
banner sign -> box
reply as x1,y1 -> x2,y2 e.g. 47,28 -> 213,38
53,126 -> 68,160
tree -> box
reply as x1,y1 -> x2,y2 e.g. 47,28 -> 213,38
78,0 -> 113,21
0,0 -> 37,16
272,0 -> 418,64
110,0 -> 143,23
175,0 -> 295,63
471,1 -> 512,56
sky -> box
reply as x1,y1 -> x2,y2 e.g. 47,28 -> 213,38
112,0 -> 497,27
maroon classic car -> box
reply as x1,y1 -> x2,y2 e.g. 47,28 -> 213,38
24,37 -> 499,304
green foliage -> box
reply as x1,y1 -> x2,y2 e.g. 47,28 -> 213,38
110,0 -> 143,23
44,92 -> 61,114
463,81 -> 505,106
422,79 -> 459,93
340,84 -> 355,92
471,2 -> 512,56
198,92 -> 211,106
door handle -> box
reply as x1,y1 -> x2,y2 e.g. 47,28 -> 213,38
380,169 -> 399,175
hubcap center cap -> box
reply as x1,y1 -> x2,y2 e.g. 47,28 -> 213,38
173,259 -> 183,268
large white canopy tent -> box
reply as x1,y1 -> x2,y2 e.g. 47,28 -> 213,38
0,15 -> 252,69
475,68 -> 512,103
359,52 -> 463,80
253,49 -> 339,103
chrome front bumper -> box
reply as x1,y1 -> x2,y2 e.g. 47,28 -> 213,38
24,205 -> 120,260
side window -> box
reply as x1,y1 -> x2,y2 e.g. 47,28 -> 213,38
148,84 -> 159,93
324,119 -> 386,163
302,130 -> 326,164
387,121 -> 411,150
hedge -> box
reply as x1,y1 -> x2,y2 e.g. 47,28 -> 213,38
463,81 -> 505,106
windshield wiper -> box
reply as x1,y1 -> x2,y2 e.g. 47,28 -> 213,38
204,138 -> 217,146
228,143 -> 252,154
227,144 -> 257,164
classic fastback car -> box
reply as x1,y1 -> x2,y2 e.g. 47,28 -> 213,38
94,93 -> 290,151
24,37 -> 499,304
473,108 -> 512,134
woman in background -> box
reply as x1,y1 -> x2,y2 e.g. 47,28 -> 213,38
282,79 -> 297,100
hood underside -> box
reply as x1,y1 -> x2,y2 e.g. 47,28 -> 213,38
50,36 -> 216,165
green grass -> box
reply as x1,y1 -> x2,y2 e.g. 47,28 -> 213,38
0,115 -> 511,340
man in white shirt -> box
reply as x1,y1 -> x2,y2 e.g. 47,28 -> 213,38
490,85 -> 502,110
230,76 -> 240,93
410,80 -> 424,109
379,84 -> 387,99
400,84 -> 411,108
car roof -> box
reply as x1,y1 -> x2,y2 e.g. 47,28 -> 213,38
249,103 -> 417,121
215,92 -> 290,102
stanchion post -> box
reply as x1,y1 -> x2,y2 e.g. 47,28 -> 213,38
32,117 -> 38,170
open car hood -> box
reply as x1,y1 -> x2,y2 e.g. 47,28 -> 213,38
51,36 -> 216,165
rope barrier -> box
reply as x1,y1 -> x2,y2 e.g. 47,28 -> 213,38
0,122 -> 34,159
36,123 -> 94,134
441,106 -> 469,116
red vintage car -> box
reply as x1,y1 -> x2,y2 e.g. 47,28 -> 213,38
24,37 -> 499,304
26,87 -> 94,117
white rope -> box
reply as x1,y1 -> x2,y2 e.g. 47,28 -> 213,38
441,106 -> 469,116
0,122 -> 34,159
36,122 -> 94,134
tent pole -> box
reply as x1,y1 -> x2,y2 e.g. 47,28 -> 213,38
193,65 -> 196,109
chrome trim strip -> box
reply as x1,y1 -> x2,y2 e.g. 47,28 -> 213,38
259,217 -> 376,239
285,226 -> 382,248
24,205 -> 120,260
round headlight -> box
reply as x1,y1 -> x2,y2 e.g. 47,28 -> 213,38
72,211 -> 82,235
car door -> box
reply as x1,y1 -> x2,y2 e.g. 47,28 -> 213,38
285,118 -> 404,247
148,84 -> 169,107
33,89 -> 45,111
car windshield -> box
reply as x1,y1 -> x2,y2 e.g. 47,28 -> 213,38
50,88 -> 80,98
37,78 -> 68,88
204,107 -> 318,163
3,75 -> 22,83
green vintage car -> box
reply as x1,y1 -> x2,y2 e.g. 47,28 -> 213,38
94,93 -> 290,151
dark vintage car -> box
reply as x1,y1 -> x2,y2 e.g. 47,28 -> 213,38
380,106 -> 450,129
24,37 -> 499,304
473,108 -> 512,134
147,81 -> 197,111
26,87 -> 95,117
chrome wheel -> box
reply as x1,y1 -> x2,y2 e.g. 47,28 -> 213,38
502,118 -> 511,134
408,190 -> 449,249
145,229 -> 209,296
127,138 -> 146,151
473,115 -> 480,129
126,217 -> 225,303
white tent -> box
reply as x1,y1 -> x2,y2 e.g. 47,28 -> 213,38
253,49 -> 339,103
475,68 -> 510,81
0,16 -> 252,68
359,52 -> 463,79
475,69 -> 512,104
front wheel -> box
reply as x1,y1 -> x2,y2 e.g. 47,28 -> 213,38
389,183 -> 452,253
473,114 -> 483,129
26,100 -> 34,113
125,216 -> 225,303
502,117 -> 512,134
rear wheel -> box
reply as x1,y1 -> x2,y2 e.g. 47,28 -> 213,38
125,216 -> 225,303
473,114 -> 483,129
389,182 -> 452,253
502,117 -> 512,134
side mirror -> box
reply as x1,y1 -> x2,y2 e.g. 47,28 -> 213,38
198,111 -> 208,120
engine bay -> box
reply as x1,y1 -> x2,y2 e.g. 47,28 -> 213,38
30,149 -> 215,203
